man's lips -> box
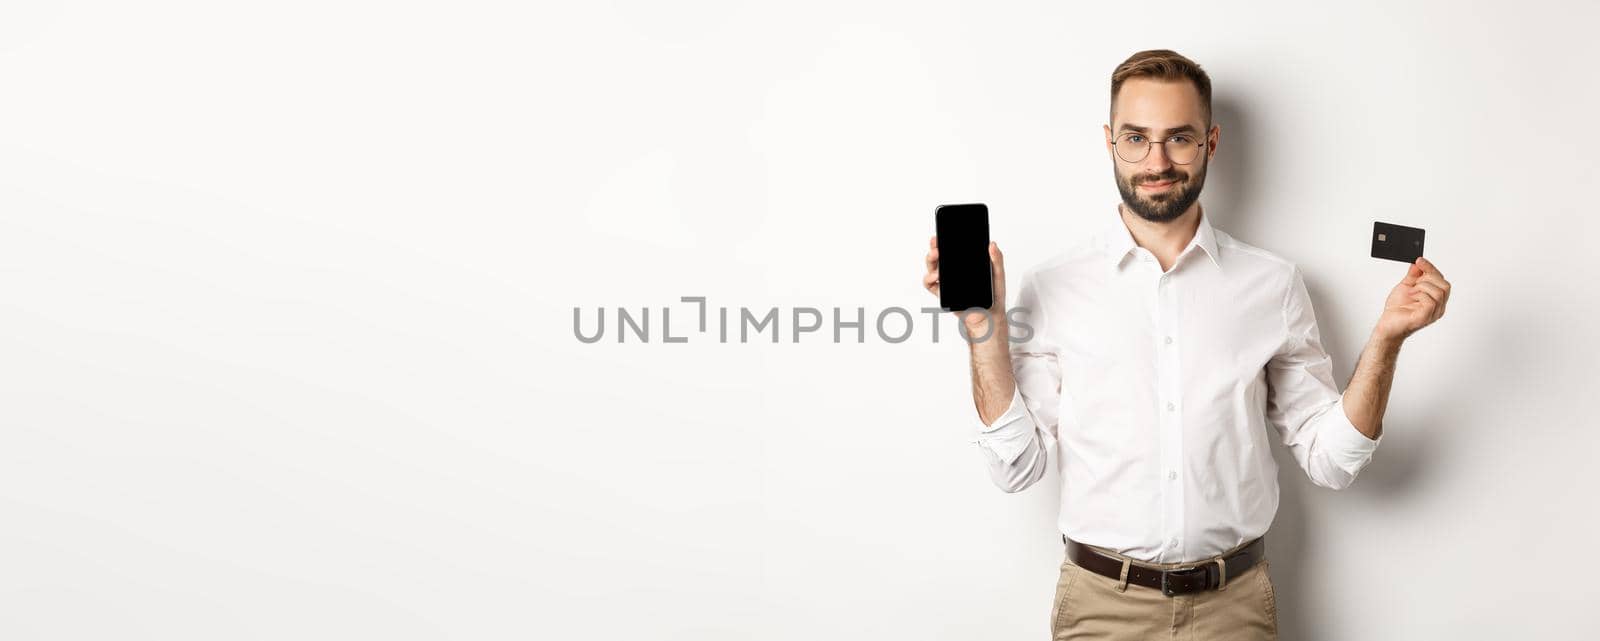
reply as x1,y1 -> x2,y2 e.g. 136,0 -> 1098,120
1138,179 -> 1176,191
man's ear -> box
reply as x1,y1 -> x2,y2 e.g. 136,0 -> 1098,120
1104,124 -> 1114,155
1206,123 -> 1220,162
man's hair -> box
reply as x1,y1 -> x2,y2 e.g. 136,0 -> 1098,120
1110,49 -> 1212,126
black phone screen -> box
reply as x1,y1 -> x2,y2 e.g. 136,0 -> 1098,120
935,203 -> 993,312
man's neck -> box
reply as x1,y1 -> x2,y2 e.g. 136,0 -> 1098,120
1119,202 -> 1201,272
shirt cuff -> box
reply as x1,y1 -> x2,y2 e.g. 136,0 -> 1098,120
969,386 -> 1035,466
1321,396 -> 1382,475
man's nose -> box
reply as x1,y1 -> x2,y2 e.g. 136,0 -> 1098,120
1142,142 -> 1173,172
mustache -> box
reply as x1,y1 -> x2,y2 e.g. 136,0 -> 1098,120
1134,170 -> 1186,185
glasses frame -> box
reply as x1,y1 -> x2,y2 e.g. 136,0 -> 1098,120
1111,130 -> 1209,165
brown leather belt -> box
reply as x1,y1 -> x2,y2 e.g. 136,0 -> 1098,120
1063,535 -> 1265,597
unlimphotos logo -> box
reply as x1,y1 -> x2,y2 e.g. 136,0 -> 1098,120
573,296 -> 1034,344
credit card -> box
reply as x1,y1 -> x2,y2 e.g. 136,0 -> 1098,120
1371,221 -> 1425,263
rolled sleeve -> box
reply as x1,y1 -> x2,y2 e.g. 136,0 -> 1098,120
1314,396 -> 1382,476
971,386 -> 1035,466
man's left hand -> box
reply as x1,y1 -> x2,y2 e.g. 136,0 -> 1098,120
1375,256 -> 1451,342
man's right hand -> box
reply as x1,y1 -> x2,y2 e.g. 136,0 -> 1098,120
923,235 -> 1009,338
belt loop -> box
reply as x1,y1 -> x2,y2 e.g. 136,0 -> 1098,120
1115,558 -> 1131,593
1215,558 -> 1228,591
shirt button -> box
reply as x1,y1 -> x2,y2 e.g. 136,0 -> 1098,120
1168,470 -> 1177,481
1166,402 -> 1175,412
1164,336 -> 1173,345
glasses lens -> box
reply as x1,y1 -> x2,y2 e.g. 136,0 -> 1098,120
1166,135 -> 1201,164
1115,134 -> 1148,163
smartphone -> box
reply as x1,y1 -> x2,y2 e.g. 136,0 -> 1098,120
935,203 -> 993,312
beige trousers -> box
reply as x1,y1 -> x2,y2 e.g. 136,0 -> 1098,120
1050,542 -> 1278,640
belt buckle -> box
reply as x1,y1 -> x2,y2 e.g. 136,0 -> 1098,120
1160,564 -> 1210,597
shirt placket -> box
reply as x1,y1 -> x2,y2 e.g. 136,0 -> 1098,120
1154,262 -> 1185,563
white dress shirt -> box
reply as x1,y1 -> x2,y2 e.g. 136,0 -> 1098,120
972,204 -> 1382,564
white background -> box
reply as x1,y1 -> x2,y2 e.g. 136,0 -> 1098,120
3,1 -> 1597,639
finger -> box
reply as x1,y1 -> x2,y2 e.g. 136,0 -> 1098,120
990,241 -> 1005,278
1415,271 -> 1446,289
925,248 -> 938,272
1417,273 -> 1451,304
1414,294 -> 1443,324
1408,292 -> 1446,322
924,269 -> 939,291
1414,258 -> 1447,308
1417,256 -> 1444,278
1401,261 -> 1424,286
1414,281 -> 1445,307
1410,295 -> 1443,325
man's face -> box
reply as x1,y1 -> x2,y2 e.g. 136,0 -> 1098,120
1104,78 -> 1219,223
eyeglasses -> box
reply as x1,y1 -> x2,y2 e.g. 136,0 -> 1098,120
1112,131 -> 1207,164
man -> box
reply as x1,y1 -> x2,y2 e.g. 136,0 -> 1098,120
920,50 -> 1451,639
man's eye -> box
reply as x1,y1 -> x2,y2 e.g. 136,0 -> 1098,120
1126,134 -> 1145,143
1170,135 -> 1193,145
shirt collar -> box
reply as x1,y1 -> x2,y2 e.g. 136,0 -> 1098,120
1101,203 -> 1222,273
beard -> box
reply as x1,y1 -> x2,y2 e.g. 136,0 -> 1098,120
1116,161 -> 1207,223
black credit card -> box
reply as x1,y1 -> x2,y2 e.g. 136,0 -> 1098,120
1371,221 -> 1425,263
